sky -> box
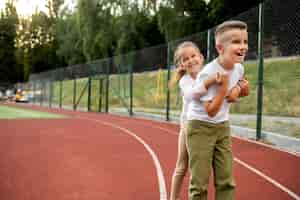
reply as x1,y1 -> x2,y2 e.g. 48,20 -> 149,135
0,0 -> 210,17
0,0 -> 75,17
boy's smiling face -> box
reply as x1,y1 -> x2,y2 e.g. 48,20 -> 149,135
216,28 -> 248,69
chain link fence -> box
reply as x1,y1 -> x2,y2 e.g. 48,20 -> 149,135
23,0 -> 300,144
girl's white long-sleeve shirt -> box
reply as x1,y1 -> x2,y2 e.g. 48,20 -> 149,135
179,74 -> 207,123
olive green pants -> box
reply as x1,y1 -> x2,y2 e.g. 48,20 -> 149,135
186,120 -> 235,200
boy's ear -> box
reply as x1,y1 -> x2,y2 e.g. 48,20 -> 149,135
215,43 -> 223,54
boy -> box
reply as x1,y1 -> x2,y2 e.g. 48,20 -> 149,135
186,20 -> 249,200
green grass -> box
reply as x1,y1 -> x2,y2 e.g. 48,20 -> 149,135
52,76 -> 104,112
34,57 -> 300,138
0,105 -> 67,119
230,57 -> 300,116
49,57 -> 300,117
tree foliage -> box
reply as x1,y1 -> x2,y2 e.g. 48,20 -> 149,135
116,3 -> 164,54
0,1 -> 19,83
0,0 -> 265,83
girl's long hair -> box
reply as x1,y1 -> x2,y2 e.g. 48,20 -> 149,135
169,41 -> 200,88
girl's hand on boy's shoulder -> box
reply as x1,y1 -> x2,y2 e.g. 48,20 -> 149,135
215,72 -> 222,84
220,73 -> 229,86
217,73 -> 229,94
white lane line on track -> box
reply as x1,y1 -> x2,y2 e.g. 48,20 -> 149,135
78,116 -> 167,200
232,135 -> 300,157
149,123 -> 300,200
234,158 -> 300,200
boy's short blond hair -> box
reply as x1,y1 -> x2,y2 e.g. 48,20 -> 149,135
215,20 -> 247,45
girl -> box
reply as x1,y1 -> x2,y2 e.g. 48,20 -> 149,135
169,41 -> 220,200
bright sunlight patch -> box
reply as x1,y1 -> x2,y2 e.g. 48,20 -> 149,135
0,105 -> 67,119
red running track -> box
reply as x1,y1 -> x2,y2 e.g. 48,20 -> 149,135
0,103 -> 299,200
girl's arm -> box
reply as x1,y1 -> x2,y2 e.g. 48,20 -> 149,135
184,73 -> 220,101
204,72 -> 221,90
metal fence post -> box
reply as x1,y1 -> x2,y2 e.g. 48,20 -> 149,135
49,81 -> 53,108
256,2 -> 264,140
73,78 -> 77,110
40,81 -> 43,106
33,81 -> 36,104
98,78 -> 103,112
59,79 -> 63,108
207,29 -> 212,62
166,42 -> 171,121
105,59 -> 111,113
87,76 -> 92,111
129,64 -> 133,116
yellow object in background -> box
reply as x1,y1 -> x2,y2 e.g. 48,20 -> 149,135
154,68 -> 165,104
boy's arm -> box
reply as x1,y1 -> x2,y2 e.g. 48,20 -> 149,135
203,74 -> 229,117
226,78 -> 250,103
226,85 -> 241,103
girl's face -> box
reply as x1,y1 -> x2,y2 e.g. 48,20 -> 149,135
179,46 -> 204,76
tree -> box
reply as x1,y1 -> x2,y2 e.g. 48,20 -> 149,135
77,0 -> 103,61
207,0 -> 263,25
116,3 -> 164,54
157,0 -> 209,42
46,0 -> 65,19
16,11 -> 59,78
0,1 -> 20,83
56,12 -> 85,65
157,6 -> 181,41
13,0 -> 67,81
183,0 -> 209,33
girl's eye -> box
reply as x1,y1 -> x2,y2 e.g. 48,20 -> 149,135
182,57 -> 188,62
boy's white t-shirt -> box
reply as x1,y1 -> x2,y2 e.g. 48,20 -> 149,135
179,74 -> 207,124
187,59 -> 244,123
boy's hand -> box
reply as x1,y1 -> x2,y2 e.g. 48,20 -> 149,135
226,85 -> 240,103
238,78 -> 250,97
226,78 -> 250,102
